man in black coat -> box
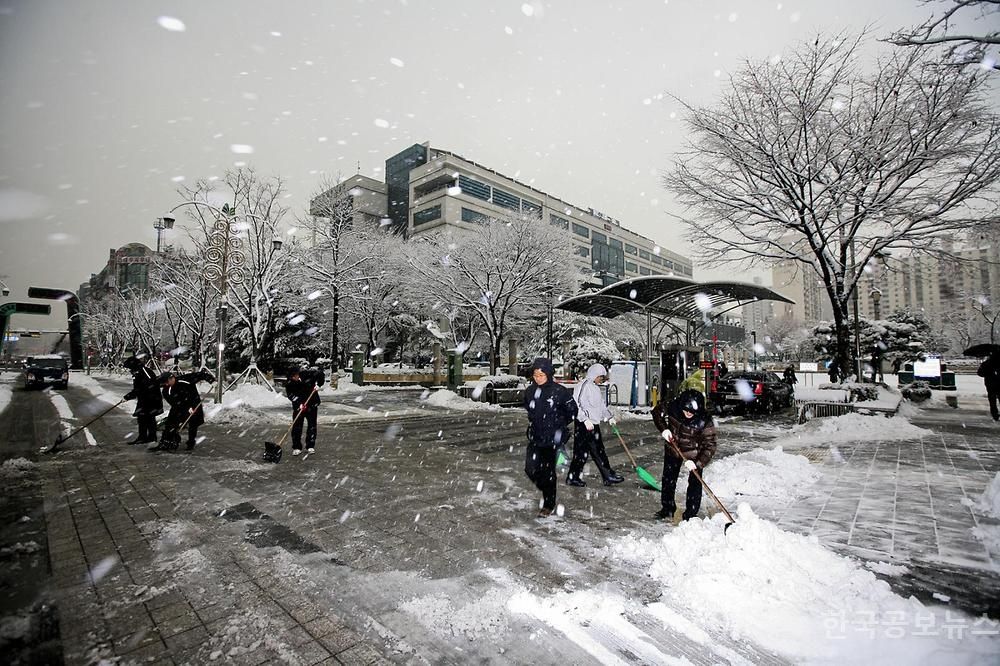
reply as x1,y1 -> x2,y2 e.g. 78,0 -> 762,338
523,357 -> 577,517
123,356 -> 163,445
286,367 -> 324,455
152,370 -> 213,451
978,351 -> 1000,422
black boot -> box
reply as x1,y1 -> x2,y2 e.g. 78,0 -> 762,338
185,441 -> 196,451
603,473 -> 625,486
655,506 -> 676,520
566,476 -> 586,487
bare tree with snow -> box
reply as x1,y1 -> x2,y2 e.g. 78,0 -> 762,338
666,35 -> 1000,379
179,168 -> 291,371
887,0 -> 1000,69
406,212 -> 578,374
296,177 -> 384,371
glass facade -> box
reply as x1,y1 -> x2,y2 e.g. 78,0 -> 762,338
461,207 -> 490,224
491,188 -> 520,210
550,214 -> 569,229
572,222 -> 590,238
639,250 -> 650,260
591,240 -> 625,278
625,244 -> 637,255
413,205 -> 442,226
522,200 -> 542,216
386,144 -> 427,234
609,238 -> 622,250
626,261 -> 637,273
591,231 -> 607,245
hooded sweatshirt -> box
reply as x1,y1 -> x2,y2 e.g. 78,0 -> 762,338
573,363 -> 614,424
523,357 -> 577,448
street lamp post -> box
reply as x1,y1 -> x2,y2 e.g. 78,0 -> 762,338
751,330 -> 757,370
202,204 -> 246,404
153,215 -> 175,253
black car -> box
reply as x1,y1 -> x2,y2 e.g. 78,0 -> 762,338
24,355 -> 69,389
709,370 -> 794,413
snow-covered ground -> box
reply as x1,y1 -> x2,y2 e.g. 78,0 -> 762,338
771,412 -> 932,449
421,388 -> 503,412
605,506 -> 998,665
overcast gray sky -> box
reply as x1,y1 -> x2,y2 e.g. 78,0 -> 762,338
0,0 -> 951,320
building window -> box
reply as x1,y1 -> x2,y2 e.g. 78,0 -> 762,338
572,223 -> 590,238
550,214 -> 569,229
413,205 -> 442,226
521,200 -> 542,216
492,188 -> 520,211
663,259 -> 674,270
625,244 -> 637,255
575,246 -> 590,258
639,250 -> 650,260
458,174 -> 490,201
639,266 -> 651,275
626,261 -> 637,273
609,238 -> 622,250
592,231 -> 607,245
651,255 -> 663,266
461,207 -> 490,224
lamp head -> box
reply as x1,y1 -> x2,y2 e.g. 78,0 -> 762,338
1,287 -> 9,297
272,238 -> 283,251
162,214 -> 175,229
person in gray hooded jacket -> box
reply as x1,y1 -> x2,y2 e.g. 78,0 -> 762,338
566,363 -> 624,487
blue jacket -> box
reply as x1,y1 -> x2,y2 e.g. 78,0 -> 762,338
523,358 -> 577,448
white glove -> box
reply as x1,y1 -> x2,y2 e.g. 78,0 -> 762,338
661,430 -> 673,443
608,418 -> 617,427
584,419 -> 595,431
683,460 -> 697,473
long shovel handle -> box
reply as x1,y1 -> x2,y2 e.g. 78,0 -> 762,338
50,399 -> 126,450
611,426 -> 639,470
275,386 -> 318,448
666,436 -> 736,526
178,381 -> 215,430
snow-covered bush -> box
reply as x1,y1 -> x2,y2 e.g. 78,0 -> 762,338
839,382 -> 879,403
901,380 -> 932,403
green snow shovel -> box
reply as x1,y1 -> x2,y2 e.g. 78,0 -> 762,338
611,425 -> 661,491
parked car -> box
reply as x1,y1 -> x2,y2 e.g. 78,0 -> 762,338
24,354 -> 69,390
709,370 -> 794,413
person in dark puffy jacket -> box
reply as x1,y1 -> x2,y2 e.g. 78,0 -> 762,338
152,370 -> 213,452
286,367 -> 324,455
651,389 -> 718,521
978,351 -> 1000,422
523,357 -> 577,517
123,355 -> 163,445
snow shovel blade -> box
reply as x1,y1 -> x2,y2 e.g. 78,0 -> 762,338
636,465 -> 661,491
556,450 -> 568,466
263,441 -> 283,463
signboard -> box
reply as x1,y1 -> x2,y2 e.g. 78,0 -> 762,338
699,361 -> 715,369
799,362 -> 819,372
913,357 -> 942,379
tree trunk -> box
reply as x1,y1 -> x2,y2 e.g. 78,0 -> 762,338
331,287 -> 340,372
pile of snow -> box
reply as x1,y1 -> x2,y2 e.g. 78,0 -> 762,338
206,400 -> 277,425
614,505 -> 998,663
680,447 -> 819,506
0,457 -> 36,479
222,383 -> 286,409
978,472 -> 1000,518
423,389 -> 502,412
774,412 -> 931,448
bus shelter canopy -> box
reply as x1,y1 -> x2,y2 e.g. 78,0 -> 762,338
556,275 -> 794,321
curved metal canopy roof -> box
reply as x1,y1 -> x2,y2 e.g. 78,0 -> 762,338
556,275 -> 794,321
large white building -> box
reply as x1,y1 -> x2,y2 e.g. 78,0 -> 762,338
315,142 -> 692,286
